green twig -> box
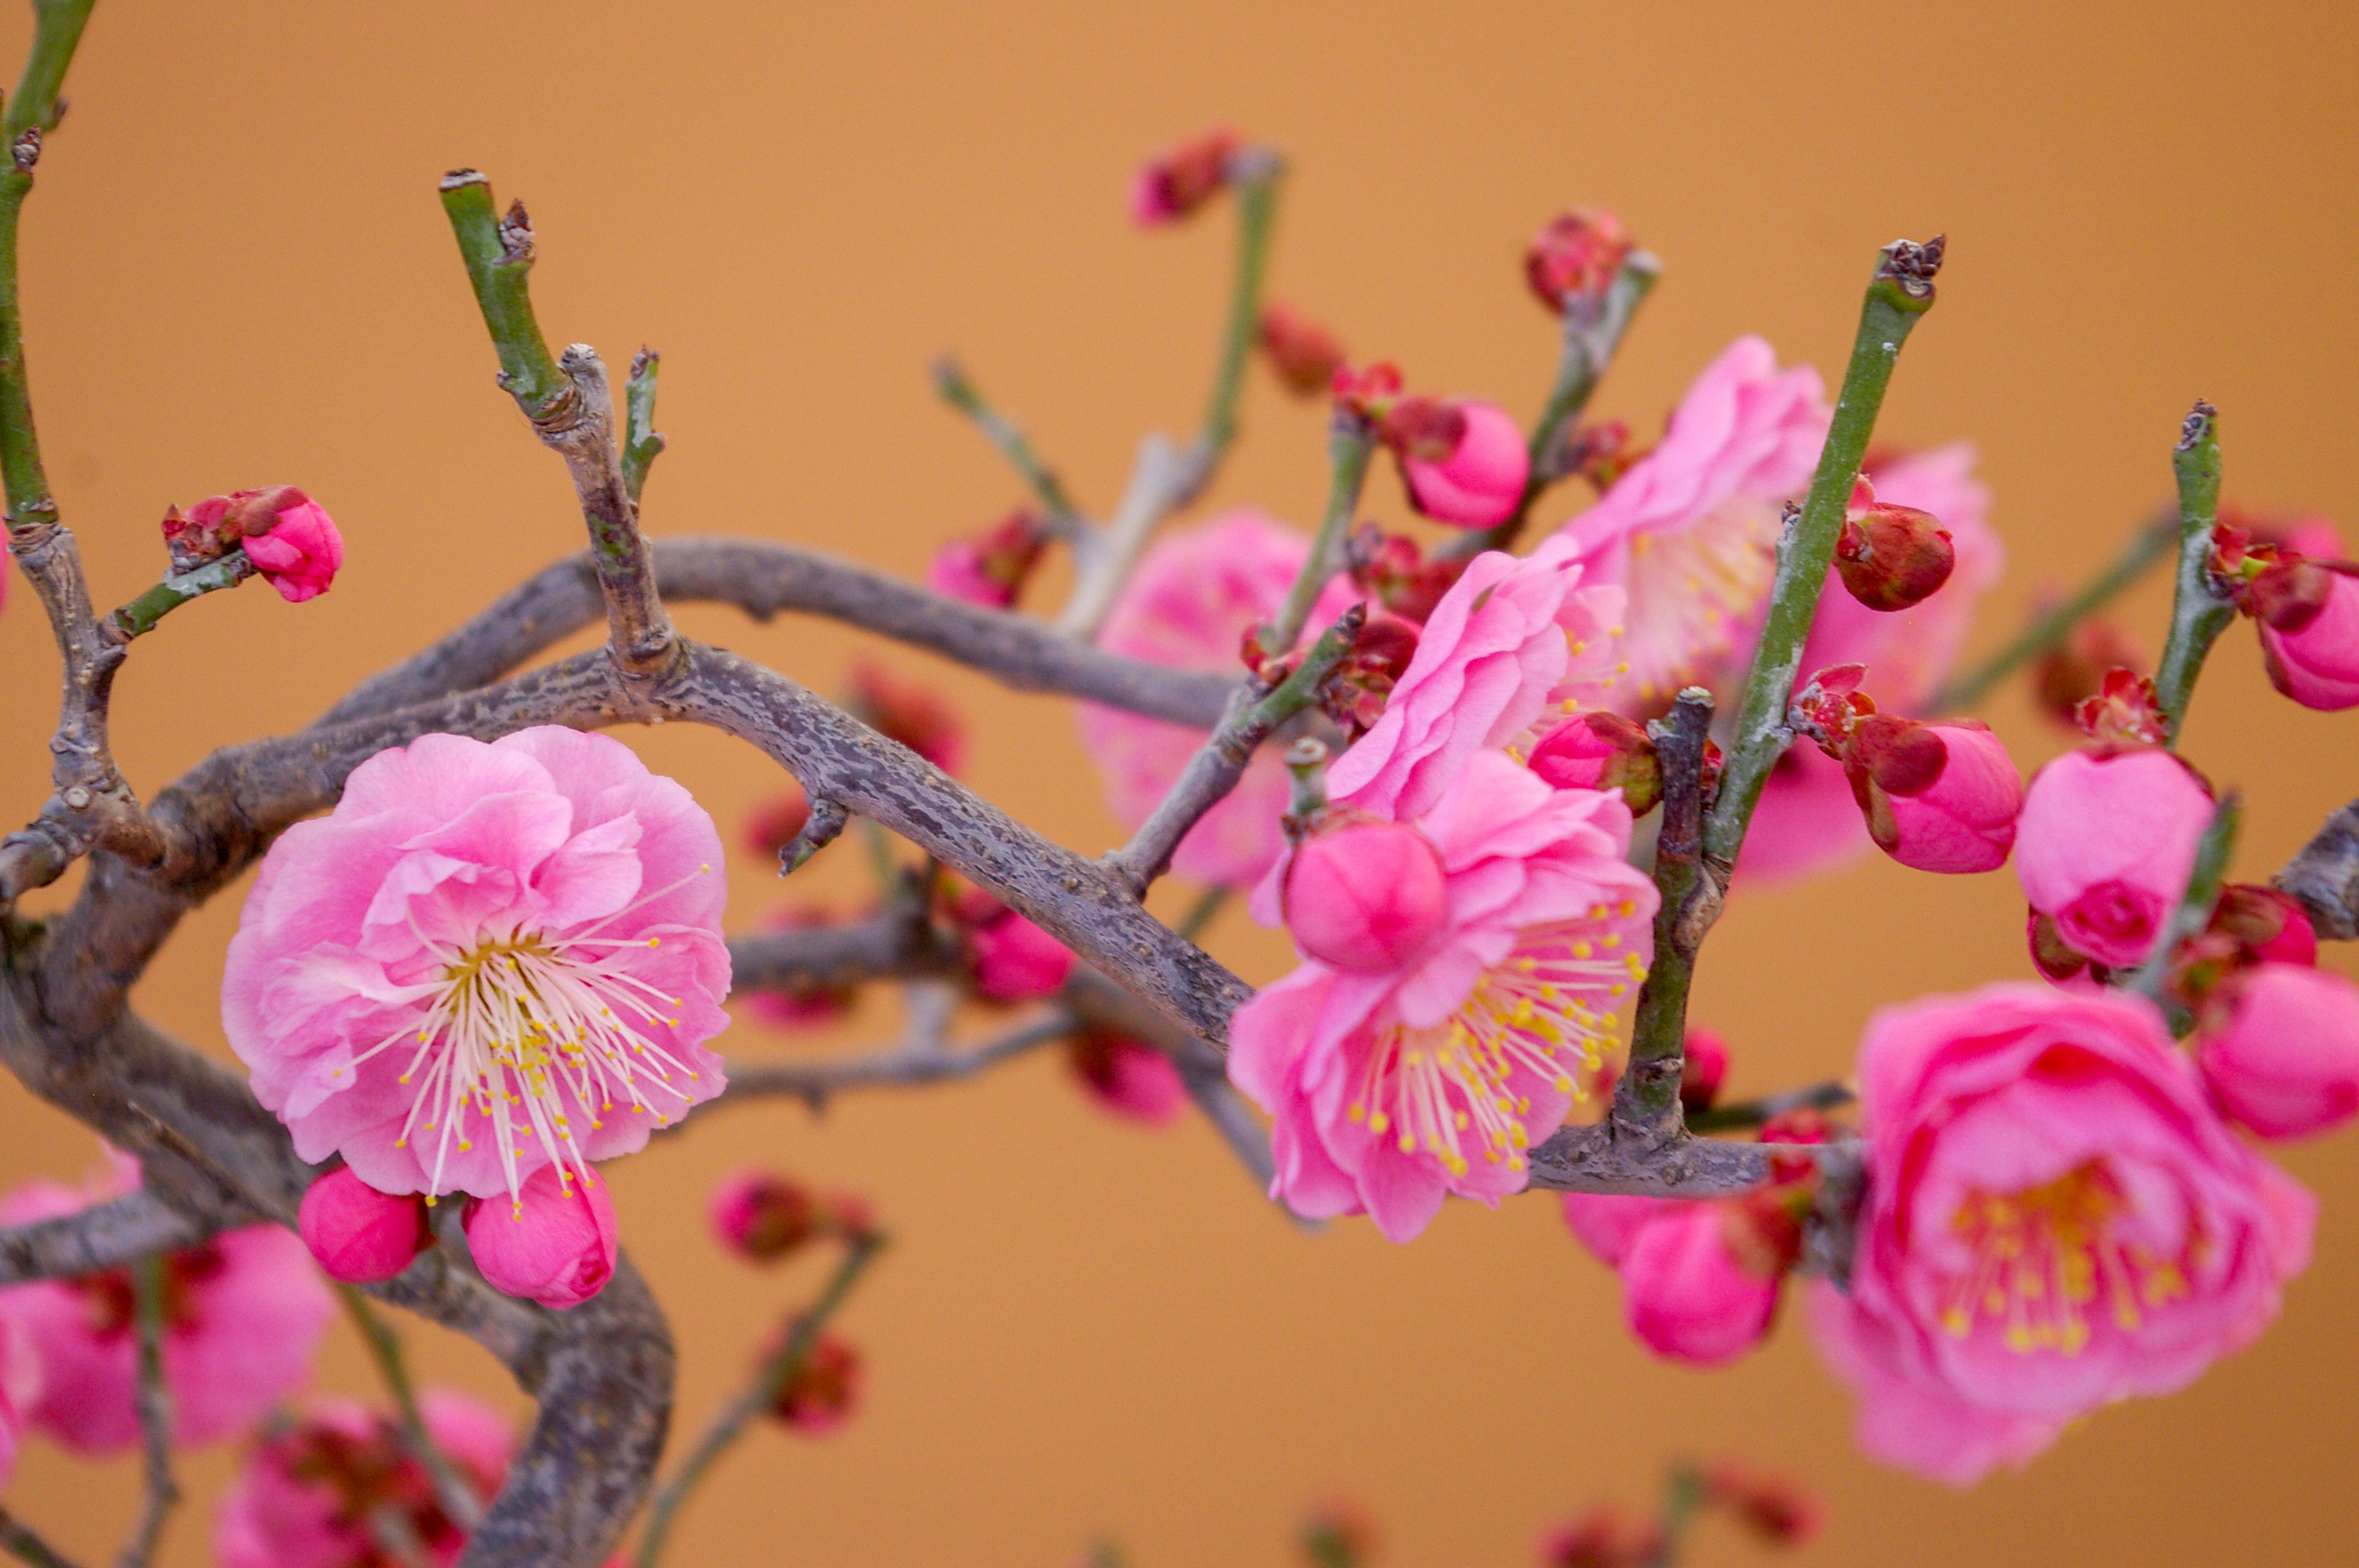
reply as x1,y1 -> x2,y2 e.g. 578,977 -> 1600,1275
1259,419 -> 1373,657
932,356 -> 1081,527
436,172 -> 565,416
0,1508 -> 83,1568
1198,158 -> 1281,463
634,1234 -> 888,1568
103,552 -> 255,642
2128,789 -> 2241,1007
622,347 -> 664,506
2151,401 -> 2230,744
1643,1462 -> 1710,1568
336,1283 -> 482,1530
1702,238 -> 1944,866
1445,249 -> 1661,560
4,0 -> 94,140
117,1253 -> 178,1568
1610,689 -> 1715,1134
1923,510 -> 2175,713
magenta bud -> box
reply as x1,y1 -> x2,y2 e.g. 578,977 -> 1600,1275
1834,502 -> 1954,612
1845,717 -> 2021,874
205,487 -> 343,603
2257,561 -> 2359,711
1524,209 -> 1631,314
1281,819 -> 1447,972
1400,401 -> 1528,528
710,1170 -> 820,1262
954,891 -> 1076,1001
1527,710 -> 1663,815
2197,964 -> 2359,1140
1680,1027 -> 1729,1113
464,1165 -> 619,1310
1066,1030 -> 1190,1125
1618,1202 -> 1781,1367
296,1167 -> 431,1284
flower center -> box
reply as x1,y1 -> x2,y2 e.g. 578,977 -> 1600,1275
342,880 -> 711,1207
1939,1162 -> 2193,1355
1621,501 -> 1779,701
1345,905 -> 1647,1177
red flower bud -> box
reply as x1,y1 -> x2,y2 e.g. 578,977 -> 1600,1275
1374,395 -> 1467,464
1317,614 -> 1422,741
764,1326 -> 862,1435
1834,500 -> 1954,612
1524,209 -> 1631,314
846,660 -> 965,774
928,510 -> 1049,609
1299,1497 -> 1379,1568
1330,361 -> 1403,423
2027,908 -> 2092,982
1399,401 -> 1528,528
1344,527 -> 1468,625
1256,303 -> 1348,397
1537,1509 -> 1663,1568
1704,1464 -> 1823,1546
1129,129 -> 1239,226
710,1170 -> 822,1262
952,888 -> 1075,1001
2210,884 -> 2318,967
1680,1027 -> 1729,1113
1066,1029 -> 1189,1125
187,485 -> 344,601
1527,710 -> 1663,816
1844,716 -> 2022,874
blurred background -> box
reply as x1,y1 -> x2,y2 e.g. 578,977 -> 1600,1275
0,0 -> 2354,1563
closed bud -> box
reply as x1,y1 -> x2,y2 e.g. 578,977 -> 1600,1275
710,1170 -> 820,1262
1619,1201 -> 1781,1367
1256,303 -> 1348,397
845,660 -> 965,773
1703,1464 -> 1822,1546
1527,711 -> 1663,815
1398,401 -> 1528,527
2197,964 -> 2359,1140
463,1165 -> 618,1311
2027,908 -> 2092,983
2072,666 -> 2170,746
1318,614 -> 1422,740
1524,209 -> 1630,314
1537,1509 -> 1663,1568
764,1326 -> 862,1435
1834,500 -> 1954,612
2211,884 -> 2317,967
297,1167 -> 431,1284
1066,1030 -> 1189,1125
2031,613 -> 2146,728
2256,560 -> 2359,711
953,888 -> 1075,1001
1344,526 -> 1468,625
928,510 -> 1049,609
1375,395 -> 1467,463
1842,715 -> 2022,874
190,485 -> 344,602
1281,817 -> 1447,972
1680,1027 -> 1729,1113
1129,129 -> 1239,226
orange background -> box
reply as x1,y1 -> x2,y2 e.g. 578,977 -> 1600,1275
2,1 -> 2356,1563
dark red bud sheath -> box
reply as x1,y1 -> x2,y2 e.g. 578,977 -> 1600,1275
2072,666 -> 2171,746
1528,710 -> 1663,815
1256,303 -> 1347,397
1524,208 -> 1630,314
1834,501 -> 1955,611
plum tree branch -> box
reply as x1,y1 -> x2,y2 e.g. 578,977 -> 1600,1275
2278,793 -> 2359,941
2152,401 -> 2230,742
0,1189 -> 202,1284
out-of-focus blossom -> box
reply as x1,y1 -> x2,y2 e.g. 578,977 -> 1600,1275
846,660 -> 965,774
1704,1463 -> 1823,1545
1257,303 -> 1348,397
2196,963 -> 2359,1140
1130,129 -> 1241,226
1617,1201 -> 1782,1366
2016,745 -> 2214,969
221,728 -> 732,1203
743,906 -> 862,1029
1525,209 -> 1632,314
463,1164 -> 619,1310
954,888 -> 1074,1001
928,510 -> 1049,610
1067,1030 -> 1189,1125
1536,1508 -> 1663,1568
2032,614 -> 2147,729
765,1326 -> 862,1436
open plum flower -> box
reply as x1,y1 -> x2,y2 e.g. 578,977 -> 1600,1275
222,727 -> 732,1207
1230,753 -> 1657,1240
1076,510 -> 1361,887
1821,983 -> 2313,1483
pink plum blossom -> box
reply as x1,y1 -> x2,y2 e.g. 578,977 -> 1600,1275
214,1389 -> 513,1568
2259,561 -> 2359,710
1321,546 -> 1624,825
191,487 -> 344,603
298,1166 -> 431,1284
1741,445 -> 2005,884
222,727 -> 732,1205
1848,718 -> 2021,874
2197,963 -> 2359,1140
465,1163 -> 619,1309
1618,1201 -> 1781,1367
1534,336 -> 1829,708
1067,1030 -> 1190,1124
2016,746 -> 2214,969
956,889 -> 1075,1001
1278,818 -> 1448,972
1076,510 -> 1359,887
1401,401 -> 1529,527
1825,983 -> 2313,1481
0,1155 -> 332,1453
1230,752 -> 1657,1240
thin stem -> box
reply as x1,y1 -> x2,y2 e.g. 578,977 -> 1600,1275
1611,689 -> 1714,1136
1683,1078 -> 1856,1134
2128,789 -> 2241,1005
2152,401 -> 2230,744
1173,883 -> 1227,942
932,356 -> 1081,526
1198,160 -> 1281,463
0,1509 -> 83,1568
0,0 -> 93,527
1702,238 -> 1944,867
634,1234 -> 888,1568
116,1253 -> 178,1568
1259,420 -> 1373,656
436,172 -> 564,416
4,0 -> 96,140
1643,1462 -> 1710,1568
102,552 -> 256,643
718,1016 -> 1073,1107
1922,510 -> 2176,713
622,347 -> 664,506
336,1283 -> 483,1530
1445,250 -> 1662,560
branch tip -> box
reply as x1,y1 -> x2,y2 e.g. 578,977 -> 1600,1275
2179,399 -> 2218,450
1876,234 -> 1946,296
438,168 -> 488,192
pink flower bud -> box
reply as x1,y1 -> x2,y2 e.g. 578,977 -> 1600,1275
1129,129 -> 1238,226
2197,964 -> 2359,1140
927,510 -> 1048,609
463,1165 -> 618,1310
1617,1202 -> 1781,1367
198,487 -> 343,602
2016,746 -> 2214,968
296,1167 -> 430,1284
956,891 -> 1075,1001
1834,500 -> 1954,612
1256,303 -> 1347,397
710,1170 -> 821,1262
1845,716 -> 2021,874
765,1327 -> 861,1435
1525,209 -> 1631,314
1067,1030 -> 1189,1125
1559,1192 -> 1680,1269
1527,711 -> 1663,815
2257,560 -> 2359,710
1680,1027 -> 1729,1113
1281,819 -> 1447,972
1400,401 -> 1528,528
2212,884 -> 2317,967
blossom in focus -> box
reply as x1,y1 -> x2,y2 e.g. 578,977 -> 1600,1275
297,1166 -> 431,1284
464,1163 -> 619,1310
846,660 -> 965,774
1076,510 -> 1358,887
1400,401 -> 1529,528
221,728 -> 732,1204
2196,963 -> 2359,1140
0,1155 -> 332,1452
184,485 -> 344,602
1067,1029 -> 1189,1125
214,1389 -> 512,1568
2016,745 -> 2214,969
1230,753 -> 1656,1240
1617,1201 -> 1782,1366
1256,303 -> 1348,397
1525,209 -> 1631,314
1534,337 -> 1830,708
765,1325 -> 863,1435
1129,128 -> 1238,225
742,906 -> 860,1029
954,888 -> 1075,1001
1825,983 -> 2314,1482
1740,445 -> 2004,884
927,509 -> 1049,611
